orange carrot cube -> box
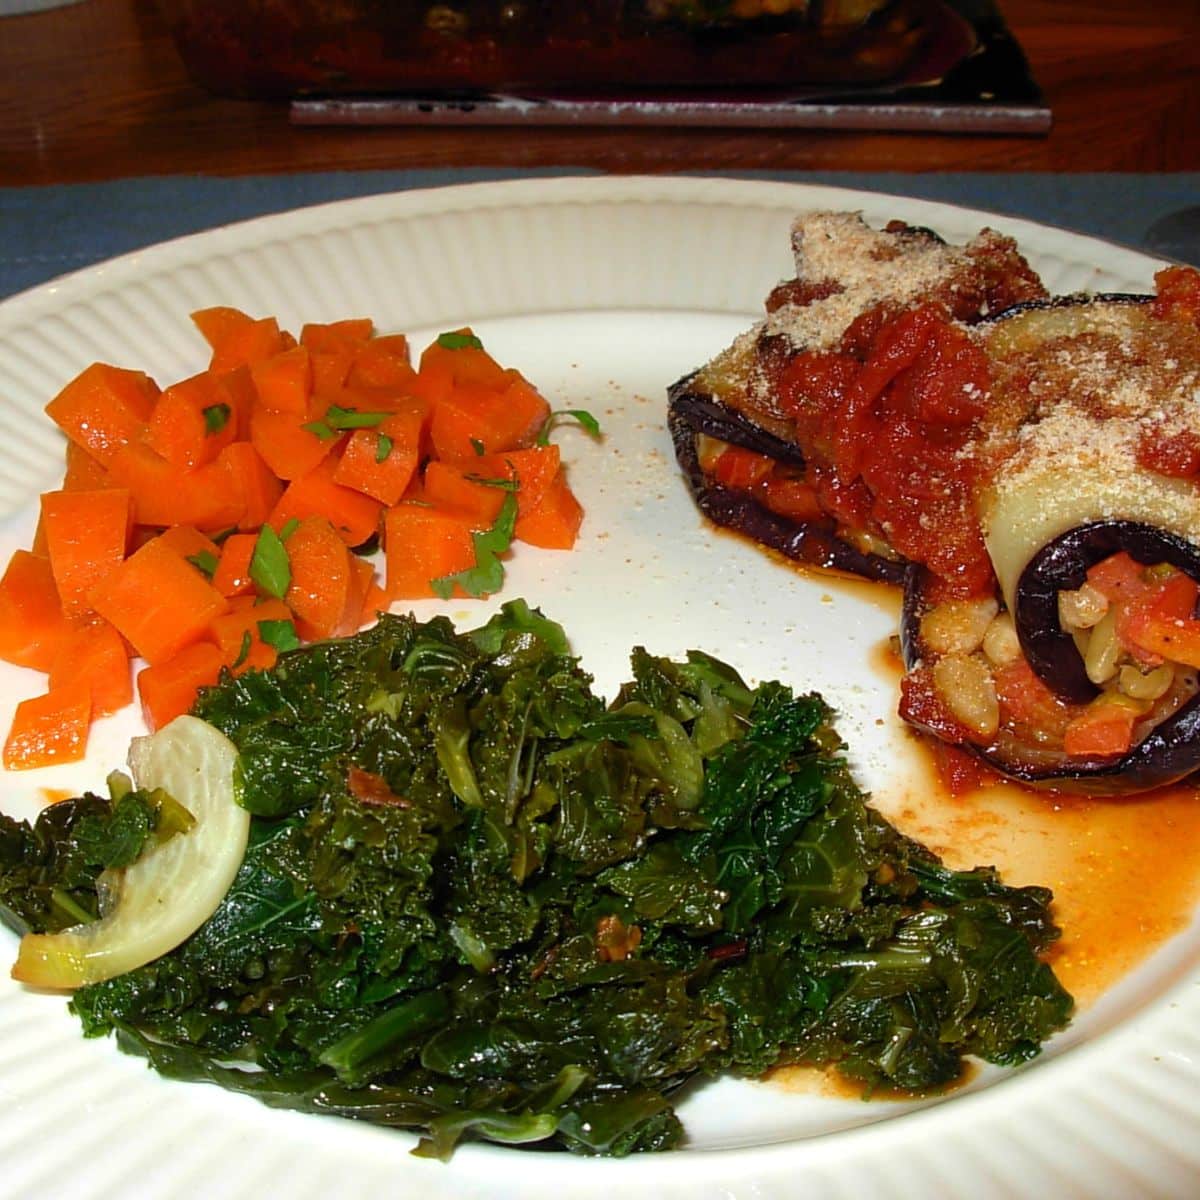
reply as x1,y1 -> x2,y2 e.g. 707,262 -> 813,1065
384,504 -> 477,599
269,456 -> 383,548
0,550 -> 71,672
89,537 -> 229,665
45,362 -> 158,465
40,487 -> 133,619
3,683 -> 92,770
137,641 -> 225,730
48,619 -> 132,719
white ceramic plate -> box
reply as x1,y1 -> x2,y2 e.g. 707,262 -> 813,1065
1,177 -> 1197,1200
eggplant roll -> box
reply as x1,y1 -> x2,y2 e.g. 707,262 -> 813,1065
670,210 -> 1200,792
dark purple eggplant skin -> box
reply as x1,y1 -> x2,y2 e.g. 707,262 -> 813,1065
668,375 -> 907,585
902,562 -> 1200,795
1015,520 -> 1200,705
981,292 -> 1152,325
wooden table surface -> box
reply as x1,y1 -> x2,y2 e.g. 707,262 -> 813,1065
2,0 -> 1197,186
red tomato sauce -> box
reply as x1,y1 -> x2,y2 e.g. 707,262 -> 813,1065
736,302 -> 996,597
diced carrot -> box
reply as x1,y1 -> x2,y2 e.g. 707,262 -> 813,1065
360,580 -> 391,626
270,456 -> 383,548
423,460 -> 507,529
400,473 -> 428,504
191,305 -> 255,352
0,550 -> 71,672
209,596 -> 293,675
89,537 -> 229,665
993,658 -> 1074,741
384,504 -> 477,599
212,532 -> 257,597
218,441 -> 284,530
249,405 -> 339,480
106,443 -> 173,524
475,445 -> 561,519
317,382 -> 412,418
11,309 -> 583,754
712,445 -> 775,490
219,365 -> 257,440
763,476 -> 825,522
429,376 -> 551,463
107,442 -> 244,532
495,375 -> 554,448
208,316 -> 286,374
48,619 -> 132,718
1120,571 -> 1200,659
419,332 -> 509,391
301,318 -> 375,354
283,517 -> 354,641
409,352 -> 455,409
331,409 -> 423,506
156,525 -> 219,558
143,370 -> 238,469
310,350 -> 357,396
3,683 -> 92,770
1062,700 -> 1140,758
63,441 -> 111,492
137,641 -> 226,730
428,385 -> 501,463
44,363 -> 158,466
347,334 -> 416,390
515,474 -> 583,550
343,556 -> 377,635
251,344 -> 313,415
40,487 -> 133,618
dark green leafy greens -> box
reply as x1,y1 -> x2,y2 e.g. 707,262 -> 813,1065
0,776 -> 193,936
0,603 -> 1072,1158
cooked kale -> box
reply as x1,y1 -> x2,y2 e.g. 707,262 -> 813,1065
0,601 -> 1073,1157
0,779 -> 192,937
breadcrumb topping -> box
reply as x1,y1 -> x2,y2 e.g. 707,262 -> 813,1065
981,303 -> 1200,504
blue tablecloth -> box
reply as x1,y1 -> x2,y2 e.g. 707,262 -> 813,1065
2,170 -> 1198,301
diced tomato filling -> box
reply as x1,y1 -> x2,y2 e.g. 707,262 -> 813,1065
992,658 -> 1075,745
1061,702 -> 1140,759
709,444 -> 774,491
916,552 -> 1200,763
699,441 -> 826,526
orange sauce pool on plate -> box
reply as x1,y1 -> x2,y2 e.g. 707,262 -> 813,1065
770,765 -> 1200,1098
880,763 -> 1200,1007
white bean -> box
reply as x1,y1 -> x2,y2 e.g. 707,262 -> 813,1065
982,612 -> 1022,667
1083,608 -> 1121,685
1118,663 -> 1174,701
1058,582 -> 1109,631
921,596 -> 1000,657
932,653 -> 1000,738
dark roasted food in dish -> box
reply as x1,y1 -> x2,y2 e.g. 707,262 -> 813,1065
160,0 -> 967,99
669,212 -> 1200,792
